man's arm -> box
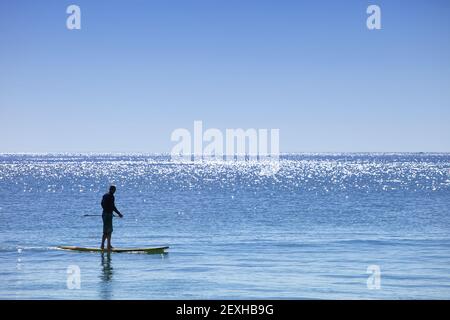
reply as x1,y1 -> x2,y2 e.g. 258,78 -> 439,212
113,206 -> 123,218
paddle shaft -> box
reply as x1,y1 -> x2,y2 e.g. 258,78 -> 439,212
83,214 -> 122,217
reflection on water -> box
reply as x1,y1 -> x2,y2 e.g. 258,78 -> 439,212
101,252 -> 113,281
99,252 -> 113,299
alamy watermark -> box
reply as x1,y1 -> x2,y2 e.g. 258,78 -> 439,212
367,265 -> 381,290
170,121 -> 280,175
367,5 -> 381,30
67,265 -> 81,289
66,4 -> 81,30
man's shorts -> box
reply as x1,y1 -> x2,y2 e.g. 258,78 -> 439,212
102,212 -> 113,234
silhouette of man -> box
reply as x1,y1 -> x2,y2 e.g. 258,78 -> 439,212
101,185 -> 123,250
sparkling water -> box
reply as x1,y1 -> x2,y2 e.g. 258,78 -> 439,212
0,153 -> 449,299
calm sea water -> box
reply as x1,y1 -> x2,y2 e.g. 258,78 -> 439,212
0,153 -> 449,299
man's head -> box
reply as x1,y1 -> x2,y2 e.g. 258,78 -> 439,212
109,185 -> 116,194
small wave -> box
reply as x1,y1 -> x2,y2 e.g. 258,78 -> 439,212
0,245 -> 56,253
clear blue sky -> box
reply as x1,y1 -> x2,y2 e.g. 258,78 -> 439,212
1,0 -> 449,153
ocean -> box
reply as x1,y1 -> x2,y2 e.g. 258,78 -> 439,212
0,153 -> 449,299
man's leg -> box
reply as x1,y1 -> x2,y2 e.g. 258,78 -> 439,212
101,233 -> 106,249
107,233 -> 112,250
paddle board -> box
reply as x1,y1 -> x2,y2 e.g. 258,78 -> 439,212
57,246 -> 169,254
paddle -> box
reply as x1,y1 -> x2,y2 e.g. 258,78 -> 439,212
83,214 -> 123,217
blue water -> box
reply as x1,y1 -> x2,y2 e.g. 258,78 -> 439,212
0,153 -> 450,299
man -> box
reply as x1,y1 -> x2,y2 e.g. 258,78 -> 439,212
101,185 -> 123,250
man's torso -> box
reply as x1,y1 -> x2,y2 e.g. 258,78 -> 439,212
101,193 -> 115,213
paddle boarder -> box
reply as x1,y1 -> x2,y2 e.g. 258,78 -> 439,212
101,185 -> 123,250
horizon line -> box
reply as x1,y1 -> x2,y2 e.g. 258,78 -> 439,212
1,151 -> 449,155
